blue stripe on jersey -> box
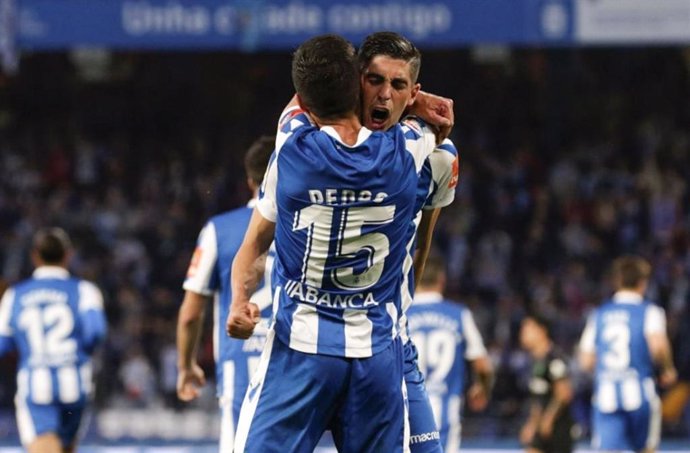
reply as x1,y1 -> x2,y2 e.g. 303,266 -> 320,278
270,122 -> 420,357
205,207 -> 273,397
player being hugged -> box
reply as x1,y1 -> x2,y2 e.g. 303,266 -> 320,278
227,34 -> 439,453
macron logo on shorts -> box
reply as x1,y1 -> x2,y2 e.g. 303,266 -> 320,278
409,430 -> 440,444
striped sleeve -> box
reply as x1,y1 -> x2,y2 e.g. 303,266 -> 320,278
578,312 -> 597,353
424,139 -> 459,209
400,116 -> 438,172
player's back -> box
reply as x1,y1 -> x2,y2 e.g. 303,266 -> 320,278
5,271 -> 102,405
407,295 -> 466,450
184,205 -> 274,397
593,299 -> 656,413
262,110 -> 435,358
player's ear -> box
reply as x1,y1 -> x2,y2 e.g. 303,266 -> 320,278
408,83 -> 421,107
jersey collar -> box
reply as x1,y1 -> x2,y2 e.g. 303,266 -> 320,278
320,126 -> 373,148
612,290 -> 644,304
413,291 -> 444,305
33,266 -> 70,279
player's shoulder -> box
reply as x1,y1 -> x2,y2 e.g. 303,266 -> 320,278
435,138 -> 458,157
277,107 -> 312,134
210,205 -> 253,225
399,116 -> 430,140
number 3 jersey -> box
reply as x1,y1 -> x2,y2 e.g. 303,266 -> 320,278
579,290 -> 667,413
0,266 -> 107,405
257,107 -> 437,358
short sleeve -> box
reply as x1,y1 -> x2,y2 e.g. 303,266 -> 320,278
78,281 -> 104,312
548,356 -> 569,380
644,305 -> 666,335
424,140 -> 459,210
462,309 -> 488,360
183,222 -> 219,296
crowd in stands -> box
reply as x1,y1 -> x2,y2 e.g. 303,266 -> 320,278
0,47 -> 688,439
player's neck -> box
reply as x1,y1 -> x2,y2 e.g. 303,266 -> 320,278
312,113 -> 362,146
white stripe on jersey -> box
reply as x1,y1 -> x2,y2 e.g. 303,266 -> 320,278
399,212 -> 421,343
78,281 -> 104,312
234,328 -> 277,453
343,310 -> 373,357
183,222 -> 218,295
80,363 -> 92,395
446,394 -> 462,453
288,303 -> 319,354
31,367 -> 52,404
402,377 -> 411,453
58,365 -> 79,403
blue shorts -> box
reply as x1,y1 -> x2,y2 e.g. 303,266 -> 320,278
15,395 -> 86,447
404,341 -> 443,453
234,329 -> 406,453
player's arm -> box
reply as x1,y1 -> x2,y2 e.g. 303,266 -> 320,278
176,290 -> 209,401
645,305 -> 678,387
413,208 -> 441,290
227,209 -> 276,339
0,289 -> 16,356
578,314 -> 597,373
462,309 -> 494,411
406,91 -> 454,143
539,375 -> 573,438
520,400 -> 542,445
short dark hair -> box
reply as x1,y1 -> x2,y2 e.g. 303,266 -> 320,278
292,34 -> 360,120
33,227 -> 72,264
358,31 -> 421,83
524,312 -> 552,340
419,252 -> 445,288
612,255 -> 651,290
244,135 -> 275,185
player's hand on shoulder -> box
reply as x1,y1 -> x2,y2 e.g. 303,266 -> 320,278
227,300 -> 260,339
177,362 -> 206,402
408,90 -> 454,142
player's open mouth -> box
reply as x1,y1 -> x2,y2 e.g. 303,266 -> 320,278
370,107 -> 390,128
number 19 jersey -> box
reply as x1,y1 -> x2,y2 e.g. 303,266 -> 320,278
257,108 -> 436,358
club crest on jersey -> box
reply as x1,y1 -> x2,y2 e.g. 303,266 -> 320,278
449,156 -> 459,189
186,247 -> 202,278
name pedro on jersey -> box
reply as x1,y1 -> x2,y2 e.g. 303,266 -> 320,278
284,280 -> 379,309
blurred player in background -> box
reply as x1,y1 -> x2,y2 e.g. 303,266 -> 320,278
520,314 -> 574,453
0,228 -> 107,453
227,34 -> 440,453
579,255 -> 677,453
175,136 -> 274,451
357,31 -> 459,453
407,253 -> 493,453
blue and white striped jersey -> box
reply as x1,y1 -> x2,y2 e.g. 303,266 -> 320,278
407,291 -> 487,452
183,201 -> 274,398
257,107 -> 437,358
579,290 -> 666,413
0,266 -> 107,405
